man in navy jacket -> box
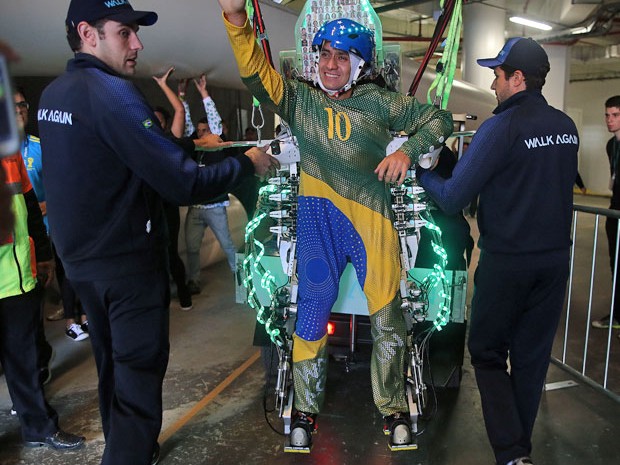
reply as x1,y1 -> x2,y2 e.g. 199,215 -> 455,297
418,38 -> 578,465
38,1 -> 276,464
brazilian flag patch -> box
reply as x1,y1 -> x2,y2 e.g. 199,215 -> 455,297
142,119 -> 154,129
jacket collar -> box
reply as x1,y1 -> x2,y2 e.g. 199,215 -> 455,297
67,52 -> 125,78
493,89 -> 546,115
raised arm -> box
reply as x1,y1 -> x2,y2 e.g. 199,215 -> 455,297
217,0 -> 247,26
194,74 -> 223,136
152,66 -> 185,138
178,78 -> 196,137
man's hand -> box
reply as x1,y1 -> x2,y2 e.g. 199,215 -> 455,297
152,66 -> 174,87
374,150 -> 411,185
37,260 -> 55,287
193,133 -> 232,150
217,0 -> 247,26
244,146 -> 280,177
193,74 -> 209,99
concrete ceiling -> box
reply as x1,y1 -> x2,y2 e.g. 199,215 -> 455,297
368,0 -> 620,82
0,0 -> 297,89
1,0 -> 618,86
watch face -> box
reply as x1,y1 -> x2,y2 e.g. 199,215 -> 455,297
0,56 -> 19,157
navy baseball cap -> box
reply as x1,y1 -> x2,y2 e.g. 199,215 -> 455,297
66,0 -> 158,31
477,37 -> 549,75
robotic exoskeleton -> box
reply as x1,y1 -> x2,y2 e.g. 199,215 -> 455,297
239,0 -> 461,455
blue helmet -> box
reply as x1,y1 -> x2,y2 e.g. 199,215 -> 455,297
312,18 -> 375,64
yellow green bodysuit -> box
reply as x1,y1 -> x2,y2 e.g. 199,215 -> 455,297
224,15 -> 453,416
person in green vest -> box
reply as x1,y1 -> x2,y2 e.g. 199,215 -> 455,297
0,152 -> 84,450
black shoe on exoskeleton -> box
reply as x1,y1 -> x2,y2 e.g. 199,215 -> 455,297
383,412 -> 417,451
288,411 -> 317,451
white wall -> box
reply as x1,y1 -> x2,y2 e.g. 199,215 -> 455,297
543,44 -> 570,112
566,79 -> 619,196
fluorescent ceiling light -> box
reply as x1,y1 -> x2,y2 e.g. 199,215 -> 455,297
509,16 -> 552,31
571,23 -> 594,35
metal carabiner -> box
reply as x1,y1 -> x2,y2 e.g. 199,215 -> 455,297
251,104 -> 265,143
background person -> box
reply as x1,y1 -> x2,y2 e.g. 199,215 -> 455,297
15,87 -> 88,344
13,88 -> 59,376
180,74 -> 239,293
1,150 -> 85,450
592,95 -> 620,330
575,172 -> 587,194
152,66 -> 193,311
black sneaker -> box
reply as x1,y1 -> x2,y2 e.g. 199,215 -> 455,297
507,457 -> 534,465
290,411 -> 317,447
178,286 -> 193,311
66,323 -> 89,341
383,412 -> 412,446
179,298 -> 193,311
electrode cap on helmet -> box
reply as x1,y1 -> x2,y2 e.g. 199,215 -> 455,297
312,18 -> 375,64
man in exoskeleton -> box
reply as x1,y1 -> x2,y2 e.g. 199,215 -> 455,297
218,0 -> 453,450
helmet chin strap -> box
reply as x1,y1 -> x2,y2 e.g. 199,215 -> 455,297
314,52 -> 369,98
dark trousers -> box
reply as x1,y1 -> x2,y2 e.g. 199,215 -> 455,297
53,244 -> 83,321
163,202 -> 191,304
605,216 -> 620,322
33,282 -> 53,371
72,270 -> 170,465
468,254 -> 569,465
0,290 -> 58,440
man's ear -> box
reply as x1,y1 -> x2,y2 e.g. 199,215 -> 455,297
77,21 -> 98,48
512,69 -> 526,87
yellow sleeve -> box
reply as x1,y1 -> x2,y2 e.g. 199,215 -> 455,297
222,13 -> 285,107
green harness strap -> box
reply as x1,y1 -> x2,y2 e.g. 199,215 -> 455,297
427,0 -> 463,109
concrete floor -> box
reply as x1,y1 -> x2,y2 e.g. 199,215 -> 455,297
0,193 -> 619,465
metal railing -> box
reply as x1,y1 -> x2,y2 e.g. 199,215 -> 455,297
554,204 -> 620,403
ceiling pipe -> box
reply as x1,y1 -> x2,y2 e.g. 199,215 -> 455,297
374,0 -> 433,14
515,2 -> 620,44
384,36 -> 436,41
380,2 -> 620,49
